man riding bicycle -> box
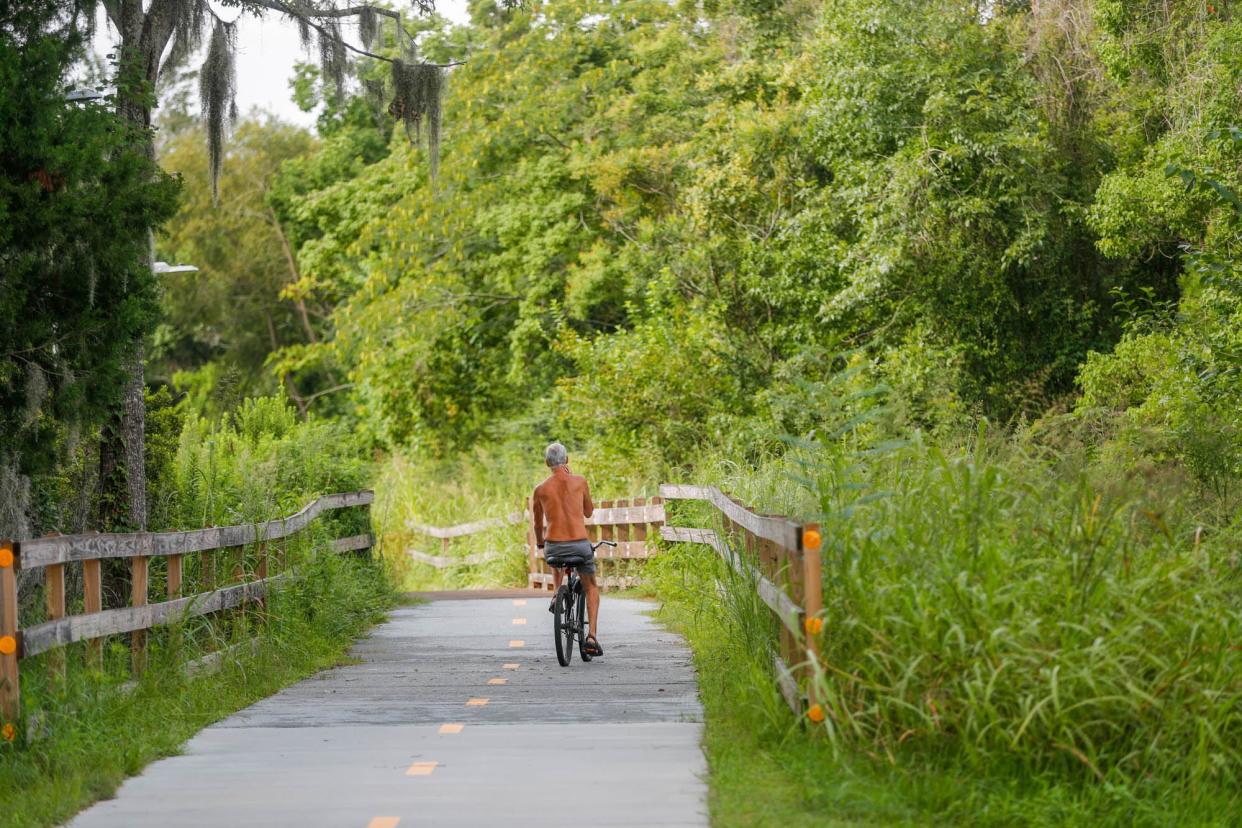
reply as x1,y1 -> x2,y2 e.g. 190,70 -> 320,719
532,442 -> 604,657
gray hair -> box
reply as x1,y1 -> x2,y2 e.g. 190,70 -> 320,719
544,442 -> 568,468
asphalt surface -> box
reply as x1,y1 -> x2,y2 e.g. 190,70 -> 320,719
65,595 -> 707,828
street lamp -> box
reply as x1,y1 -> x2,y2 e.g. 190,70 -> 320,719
64,87 -> 105,103
152,261 -> 199,274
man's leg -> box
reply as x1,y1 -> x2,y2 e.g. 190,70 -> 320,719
549,566 -> 565,611
582,572 -> 600,640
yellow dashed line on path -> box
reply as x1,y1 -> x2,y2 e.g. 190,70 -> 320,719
367,818 -> 400,828
439,723 -> 464,734
503,663 -> 520,669
509,640 -> 525,648
512,618 -> 527,625
487,677 -> 507,685
406,761 -> 439,776
466,697 -> 490,706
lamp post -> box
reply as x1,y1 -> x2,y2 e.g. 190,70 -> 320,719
64,87 -> 105,103
152,262 -> 199,274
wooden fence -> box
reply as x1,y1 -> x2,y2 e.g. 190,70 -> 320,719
0,491 -> 374,738
404,498 -> 665,590
526,497 -> 665,591
403,509 -> 523,570
657,484 -> 822,716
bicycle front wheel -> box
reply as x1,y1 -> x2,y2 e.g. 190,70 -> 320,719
553,585 -> 573,667
576,588 -> 592,662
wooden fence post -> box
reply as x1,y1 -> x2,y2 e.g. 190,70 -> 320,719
45,561 -> 66,682
633,496 -> 647,564
800,523 -> 823,713
167,554 -> 183,599
83,558 -> 102,669
131,556 -> 149,674
0,540 -> 19,732
525,497 -> 539,591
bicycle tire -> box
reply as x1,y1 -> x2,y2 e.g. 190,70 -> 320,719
553,585 -> 573,667
576,588 -> 592,662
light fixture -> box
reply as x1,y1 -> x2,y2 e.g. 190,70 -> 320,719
65,87 -> 105,102
152,261 -> 200,274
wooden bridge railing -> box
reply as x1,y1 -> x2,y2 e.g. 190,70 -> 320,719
526,497 -> 665,591
404,498 -> 666,589
404,509 -> 523,569
0,490 -> 374,739
658,484 -> 822,718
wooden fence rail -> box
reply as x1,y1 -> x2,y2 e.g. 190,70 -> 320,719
659,484 -> 822,717
404,498 -> 666,589
0,491 -> 374,738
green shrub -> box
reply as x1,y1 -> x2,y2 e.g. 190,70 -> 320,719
553,309 -> 745,471
171,395 -> 369,528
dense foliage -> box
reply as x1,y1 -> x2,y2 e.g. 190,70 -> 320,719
235,0 -> 1237,477
154,120 -> 315,413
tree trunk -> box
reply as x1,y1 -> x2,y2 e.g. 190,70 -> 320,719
122,341 -> 147,530
98,0 -> 170,533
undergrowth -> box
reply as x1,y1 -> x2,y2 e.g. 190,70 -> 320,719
650,527 -> 1240,826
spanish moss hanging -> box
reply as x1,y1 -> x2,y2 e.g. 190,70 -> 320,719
199,17 -> 237,204
388,60 -> 443,178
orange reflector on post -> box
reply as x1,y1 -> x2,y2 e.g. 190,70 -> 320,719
807,704 -> 826,723
802,527 -> 821,552
0,546 -> 12,568
0,636 -> 15,656
804,617 -> 824,636
1,722 -> 15,742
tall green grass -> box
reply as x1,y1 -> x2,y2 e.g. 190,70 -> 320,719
652,443 -> 1242,824
799,430 -> 1242,793
652,410 -> 1242,823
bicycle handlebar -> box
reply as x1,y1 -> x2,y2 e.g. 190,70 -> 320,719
591,540 -> 618,550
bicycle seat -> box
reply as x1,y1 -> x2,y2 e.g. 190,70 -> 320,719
546,553 -> 588,566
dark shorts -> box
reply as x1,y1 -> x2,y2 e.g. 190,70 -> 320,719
543,539 -> 595,576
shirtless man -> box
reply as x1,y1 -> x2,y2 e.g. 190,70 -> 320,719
532,442 -> 603,656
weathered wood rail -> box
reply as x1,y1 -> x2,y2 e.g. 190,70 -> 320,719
404,498 -> 666,589
527,496 -> 665,591
0,491 -> 374,738
657,484 -> 822,718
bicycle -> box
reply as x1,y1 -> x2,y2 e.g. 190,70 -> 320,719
550,540 -> 615,667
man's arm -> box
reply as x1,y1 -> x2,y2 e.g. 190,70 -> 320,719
582,480 -> 594,518
532,492 -> 545,548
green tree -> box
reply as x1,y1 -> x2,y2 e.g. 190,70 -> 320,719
84,0 -> 458,527
0,0 -> 179,533
155,116 -> 319,414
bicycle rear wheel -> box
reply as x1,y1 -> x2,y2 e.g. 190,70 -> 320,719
553,585 -> 573,667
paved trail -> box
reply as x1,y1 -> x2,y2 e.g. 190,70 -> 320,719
67,595 -> 707,828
